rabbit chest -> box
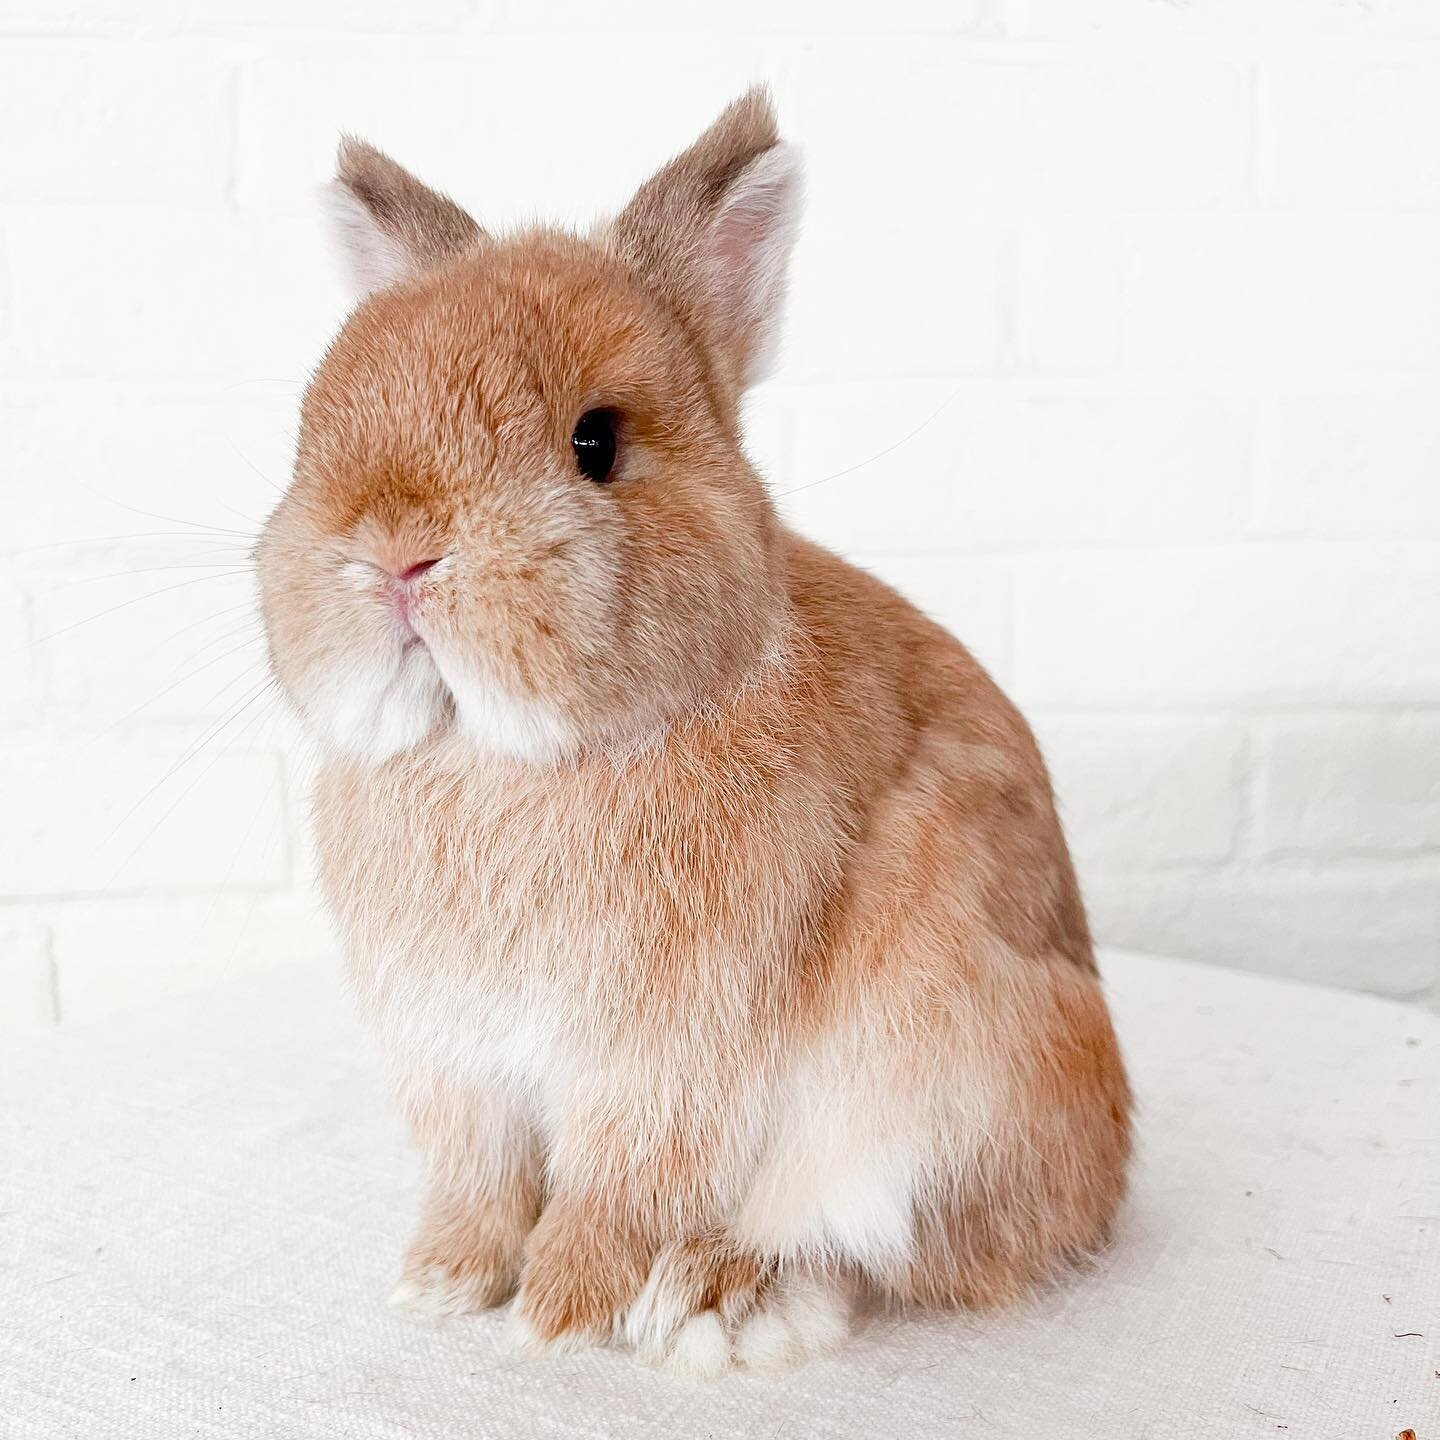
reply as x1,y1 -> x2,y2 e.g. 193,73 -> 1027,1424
311,732 -> 841,1101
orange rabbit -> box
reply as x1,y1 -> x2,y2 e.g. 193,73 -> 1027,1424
257,87 -> 1132,1378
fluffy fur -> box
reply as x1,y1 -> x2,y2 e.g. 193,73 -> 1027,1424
257,87 -> 1132,1376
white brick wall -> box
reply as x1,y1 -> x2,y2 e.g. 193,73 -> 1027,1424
1,0 -> 1437,1030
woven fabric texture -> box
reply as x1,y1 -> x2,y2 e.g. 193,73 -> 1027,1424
2,950 -> 1436,1439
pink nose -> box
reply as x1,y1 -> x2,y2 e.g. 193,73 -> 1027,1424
391,557 -> 442,584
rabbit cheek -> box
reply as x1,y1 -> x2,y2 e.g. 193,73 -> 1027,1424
425,531 -> 614,762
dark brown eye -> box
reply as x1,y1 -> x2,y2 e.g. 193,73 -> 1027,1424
572,408 -> 618,483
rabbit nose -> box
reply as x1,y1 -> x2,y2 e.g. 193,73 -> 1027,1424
368,555 -> 443,584
394,557 -> 442,583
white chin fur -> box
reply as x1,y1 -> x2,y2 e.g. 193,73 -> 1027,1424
431,650 -> 577,764
302,638 -> 574,767
309,642 -> 448,763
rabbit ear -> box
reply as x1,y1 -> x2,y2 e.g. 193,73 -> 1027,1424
323,137 -> 484,299
613,87 -> 802,392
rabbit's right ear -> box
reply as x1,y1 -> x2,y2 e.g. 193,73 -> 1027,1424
323,137 -> 484,299
613,87 -> 802,396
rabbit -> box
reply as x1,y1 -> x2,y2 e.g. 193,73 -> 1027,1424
256,86 -> 1132,1379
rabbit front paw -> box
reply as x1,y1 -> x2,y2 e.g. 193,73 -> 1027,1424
390,1206 -> 527,1318
504,1206 -> 649,1354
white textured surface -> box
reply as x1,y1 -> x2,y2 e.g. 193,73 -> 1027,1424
1,1 -> 1438,1024
1,949 -> 1436,1439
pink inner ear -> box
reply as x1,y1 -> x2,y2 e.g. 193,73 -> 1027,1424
714,196 -> 767,273
704,148 -> 800,389
712,181 -> 786,290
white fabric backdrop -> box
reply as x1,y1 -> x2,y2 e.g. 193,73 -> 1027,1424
2,949 -> 1435,1439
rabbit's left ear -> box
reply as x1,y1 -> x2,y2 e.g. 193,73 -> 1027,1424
323,137 -> 485,300
612,87 -> 802,393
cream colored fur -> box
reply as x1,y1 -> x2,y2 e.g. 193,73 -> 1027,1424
256,87 -> 1133,1376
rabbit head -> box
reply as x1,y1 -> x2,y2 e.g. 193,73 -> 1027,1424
258,88 -> 801,763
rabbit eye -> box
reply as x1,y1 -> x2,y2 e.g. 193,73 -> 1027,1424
572,409 -> 618,484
